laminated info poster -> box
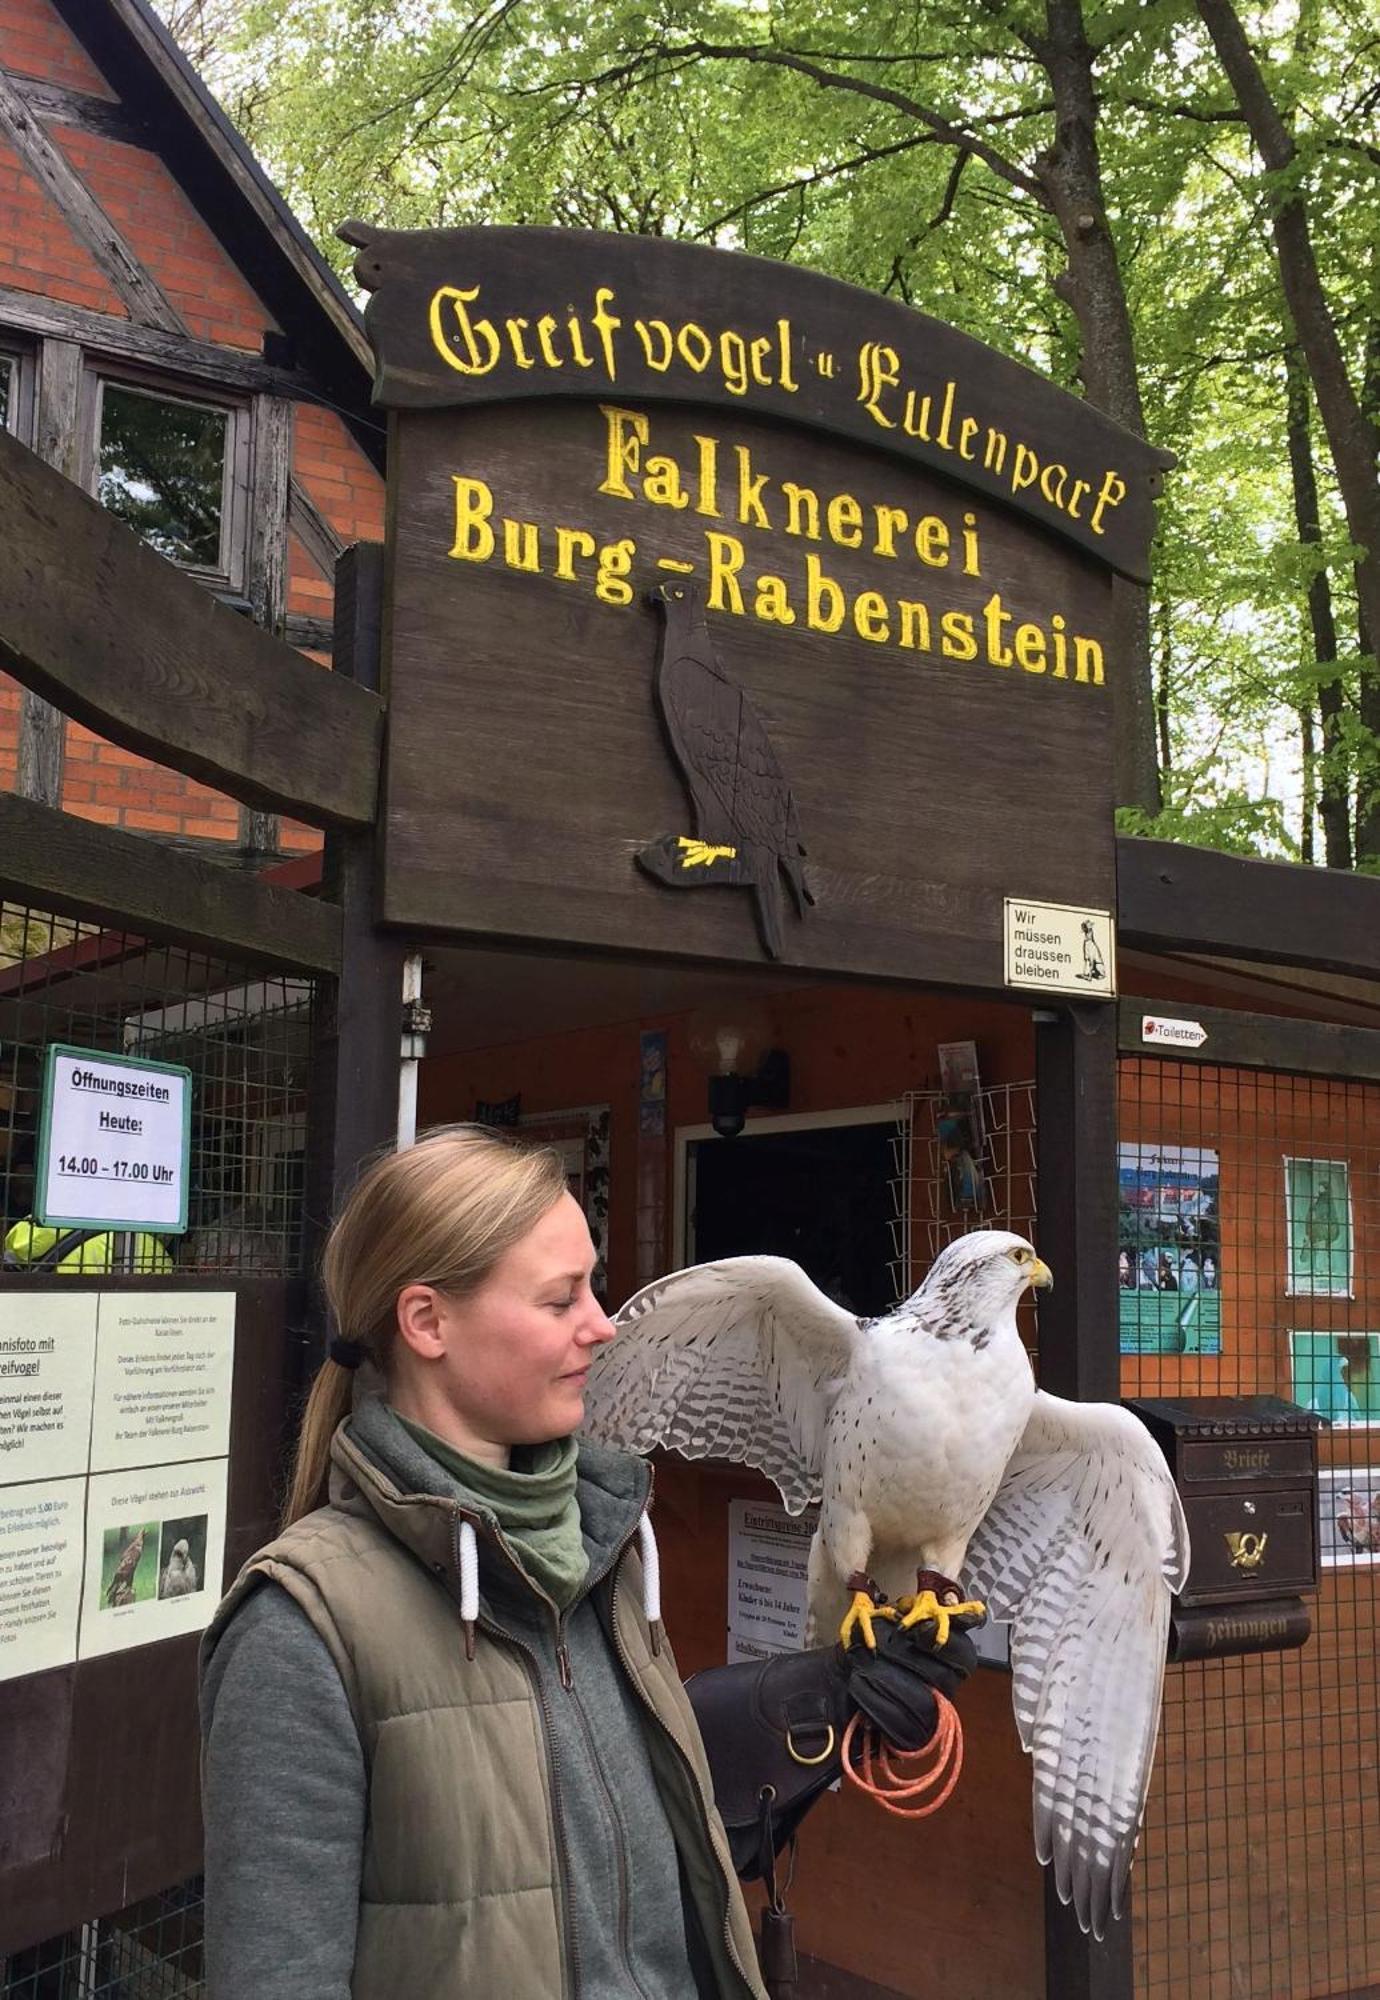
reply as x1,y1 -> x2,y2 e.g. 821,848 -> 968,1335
0,1291 -> 234,1683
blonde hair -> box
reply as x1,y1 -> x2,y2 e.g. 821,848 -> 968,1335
283,1124 -> 569,1525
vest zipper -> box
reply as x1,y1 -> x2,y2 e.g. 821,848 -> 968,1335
451,1518 -> 581,2000
608,1563 -> 759,1998
554,1606 -> 657,2000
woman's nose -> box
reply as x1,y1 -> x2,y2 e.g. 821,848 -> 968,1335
578,1301 -> 617,1347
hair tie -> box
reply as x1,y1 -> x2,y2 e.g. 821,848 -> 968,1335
329,1336 -> 366,1371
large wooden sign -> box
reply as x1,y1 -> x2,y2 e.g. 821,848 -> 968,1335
354,226 -> 1167,988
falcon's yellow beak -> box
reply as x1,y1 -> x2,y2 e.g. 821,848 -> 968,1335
1027,1257 -> 1054,1291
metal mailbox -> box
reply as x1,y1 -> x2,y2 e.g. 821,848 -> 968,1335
1126,1395 -> 1322,1661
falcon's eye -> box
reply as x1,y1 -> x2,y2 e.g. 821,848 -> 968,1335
1010,1247 -> 1031,1264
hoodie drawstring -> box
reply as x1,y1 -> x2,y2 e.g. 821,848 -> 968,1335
455,1507 -> 664,1661
458,1518 -> 479,1660
638,1508 -> 663,1654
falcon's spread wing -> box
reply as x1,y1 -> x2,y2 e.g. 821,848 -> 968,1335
960,1391 -> 1188,1940
583,1256 -> 861,1512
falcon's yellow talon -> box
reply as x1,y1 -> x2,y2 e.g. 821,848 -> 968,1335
897,1589 -> 987,1648
838,1589 -> 898,1651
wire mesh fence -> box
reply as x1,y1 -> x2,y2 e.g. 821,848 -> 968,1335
1,899 -> 315,1280
1123,1056 -> 1380,1999
0,1880 -> 204,1998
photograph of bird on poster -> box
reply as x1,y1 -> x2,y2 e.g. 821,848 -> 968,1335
101,1522 -> 159,1609
1320,1469 -> 1380,1565
1285,1157 -> 1354,1298
583,1229 -> 1187,1939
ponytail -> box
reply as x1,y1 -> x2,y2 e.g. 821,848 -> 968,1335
283,1358 -> 356,1526
281,1125 -> 568,1527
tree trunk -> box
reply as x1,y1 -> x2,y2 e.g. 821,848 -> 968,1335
1354,262 -> 1380,860
1036,0 -> 1160,816
1197,0 -> 1380,862
1298,699 -> 1316,864
1284,342 -> 1351,867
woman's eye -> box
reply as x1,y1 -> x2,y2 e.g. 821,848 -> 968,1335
549,1296 -> 576,1313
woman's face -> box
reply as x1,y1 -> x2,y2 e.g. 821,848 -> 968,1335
397,1191 -> 616,1453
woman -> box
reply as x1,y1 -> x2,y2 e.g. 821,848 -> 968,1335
201,1126 -> 969,1997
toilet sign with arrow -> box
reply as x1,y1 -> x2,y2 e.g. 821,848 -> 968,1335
1140,1015 -> 1208,1050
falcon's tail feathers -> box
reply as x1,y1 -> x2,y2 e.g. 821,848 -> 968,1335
749,859 -> 785,958
780,847 -> 814,917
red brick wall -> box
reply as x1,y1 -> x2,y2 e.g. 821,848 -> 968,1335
3,0 -> 113,96
0,0 -> 384,854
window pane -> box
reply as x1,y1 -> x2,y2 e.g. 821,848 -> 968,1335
0,358 -> 12,431
98,384 -> 227,567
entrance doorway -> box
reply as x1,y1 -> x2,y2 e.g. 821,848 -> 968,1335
680,1107 -> 903,1317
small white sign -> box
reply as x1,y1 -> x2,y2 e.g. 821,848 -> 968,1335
727,1499 -> 816,1655
0,1294 -> 100,1485
0,1477 -> 86,1683
1004,899 -> 1116,998
1141,1014 -> 1207,1049
78,1457 -> 227,1659
89,1293 -> 235,1474
36,1046 -> 191,1234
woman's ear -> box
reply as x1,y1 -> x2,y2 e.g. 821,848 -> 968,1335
395,1284 -> 449,1363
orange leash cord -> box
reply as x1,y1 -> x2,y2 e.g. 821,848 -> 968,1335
841,1691 -> 964,1819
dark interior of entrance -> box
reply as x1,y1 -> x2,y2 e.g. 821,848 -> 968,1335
690,1121 -> 897,1317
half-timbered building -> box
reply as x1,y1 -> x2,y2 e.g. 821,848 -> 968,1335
0,0 -> 383,855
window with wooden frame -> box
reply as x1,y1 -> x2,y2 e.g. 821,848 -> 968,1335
90,372 -> 251,596
0,343 -> 34,440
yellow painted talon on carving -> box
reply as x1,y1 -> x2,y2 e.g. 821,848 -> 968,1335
676,836 -> 737,868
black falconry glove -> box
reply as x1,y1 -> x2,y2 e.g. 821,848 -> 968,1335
686,1611 -> 981,1880
845,1609 -> 981,1752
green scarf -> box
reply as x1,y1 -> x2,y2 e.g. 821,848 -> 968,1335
395,1414 -> 589,1610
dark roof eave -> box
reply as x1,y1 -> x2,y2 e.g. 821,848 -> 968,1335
1117,835 -> 1380,984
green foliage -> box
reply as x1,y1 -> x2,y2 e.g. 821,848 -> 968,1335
164,0 -> 1380,865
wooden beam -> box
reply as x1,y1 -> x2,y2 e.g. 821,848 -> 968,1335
1119,996 -> 1380,1082
1034,1002 -> 1132,1998
0,285 -> 308,399
303,543 -> 403,1327
0,65 -> 186,333
284,612 -> 334,654
7,75 -> 144,145
289,476 -> 345,579
1117,835 -> 1380,981
0,792 -> 341,973
0,426 -> 382,828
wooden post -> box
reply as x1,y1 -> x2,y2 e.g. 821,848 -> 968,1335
301,542 -> 401,1342
238,393 -> 293,859
1034,1001 -> 1132,1998
16,337 -> 82,807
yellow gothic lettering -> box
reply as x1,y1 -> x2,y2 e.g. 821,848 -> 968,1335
600,406 -> 649,500
430,286 -> 501,377
754,574 -> 795,624
449,475 -> 495,560
805,555 -> 845,634
852,591 -> 890,644
705,532 -> 746,614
